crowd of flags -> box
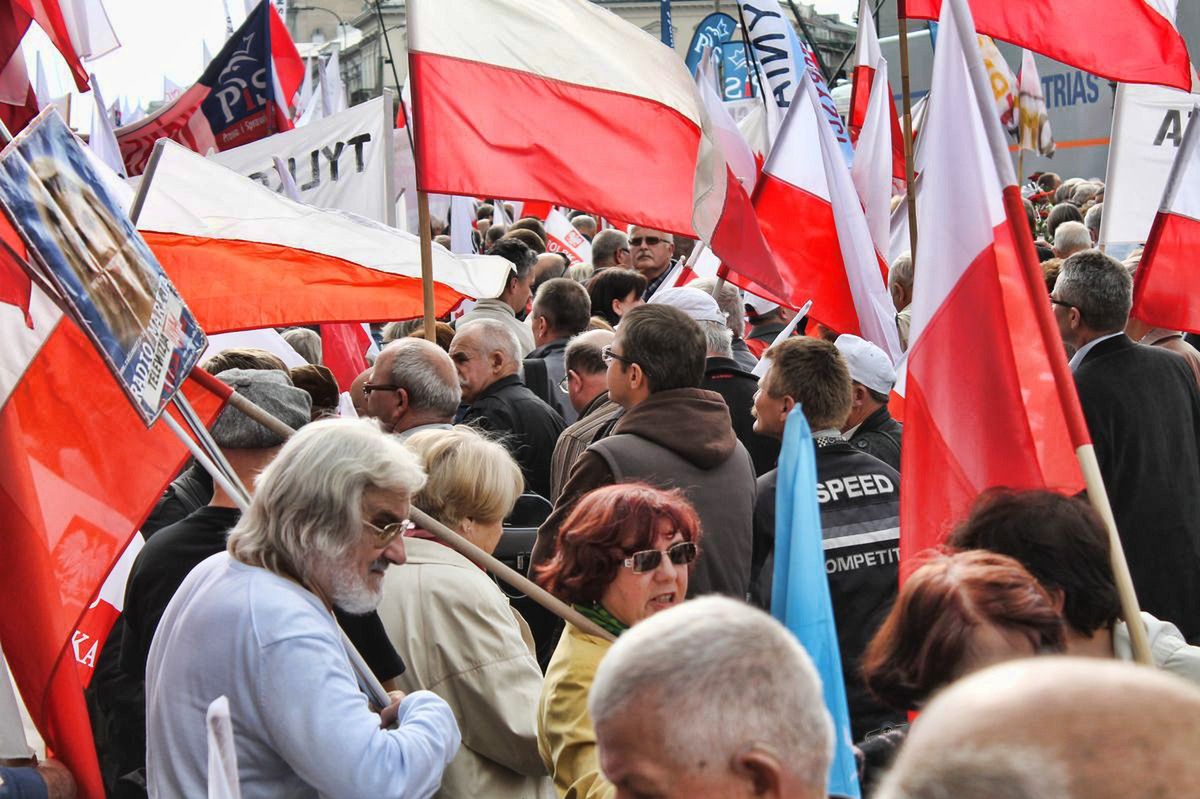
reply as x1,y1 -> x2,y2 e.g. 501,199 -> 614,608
0,0 -> 1198,796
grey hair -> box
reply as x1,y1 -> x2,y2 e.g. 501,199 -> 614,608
383,338 -> 461,415
1084,202 -> 1102,234
455,318 -> 522,366
689,277 -> 745,336
889,253 -> 914,291
699,319 -> 733,357
1055,250 -> 1132,332
381,319 -> 422,343
564,328 -> 614,376
590,596 -> 834,792
1053,221 -> 1092,257
227,418 -> 425,586
281,327 -> 322,365
875,745 -> 1070,799
590,229 -> 629,267
1070,182 -> 1100,206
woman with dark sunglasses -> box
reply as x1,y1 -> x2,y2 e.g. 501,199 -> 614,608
534,482 -> 701,799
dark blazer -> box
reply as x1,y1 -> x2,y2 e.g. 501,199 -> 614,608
462,374 -> 565,499
1075,334 -> 1200,642
702,356 -> 780,476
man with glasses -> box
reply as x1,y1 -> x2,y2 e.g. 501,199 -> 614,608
628,225 -> 676,299
533,304 -> 756,600
1052,250 -> 1200,643
550,329 -> 623,501
145,418 -> 460,798
364,338 -> 460,441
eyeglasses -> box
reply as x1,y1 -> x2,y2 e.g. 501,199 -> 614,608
602,345 -> 634,366
362,383 -> 399,396
370,518 -> 415,548
629,236 -> 665,247
621,541 -> 698,573
558,372 -> 571,393
1050,298 -> 1074,310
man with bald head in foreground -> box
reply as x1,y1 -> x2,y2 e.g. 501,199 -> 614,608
876,657 -> 1200,799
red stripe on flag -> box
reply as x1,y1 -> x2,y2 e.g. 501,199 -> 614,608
0,318 -> 227,798
903,0 -> 1194,90
408,51 -> 700,237
321,323 -> 371,391
1133,211 -> 1200,334
144,233 -> 468,333
753,171 -> 861,334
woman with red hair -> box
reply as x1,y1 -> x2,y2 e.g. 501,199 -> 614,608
862,549 -> 1066,714
534,482 -> 701,799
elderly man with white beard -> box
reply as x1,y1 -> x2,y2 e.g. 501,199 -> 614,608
144,418 -> 461,798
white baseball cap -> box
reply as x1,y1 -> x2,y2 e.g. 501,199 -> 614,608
648,286 -> 726,324
834,334 -> 896,395
744,293 -> 780,317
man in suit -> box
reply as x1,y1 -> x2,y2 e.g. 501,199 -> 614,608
1052,250 -> 1200,643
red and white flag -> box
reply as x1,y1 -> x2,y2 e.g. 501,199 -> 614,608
751,71 -> 902,360
545,207 -> 592,264
1131,102 -> 1200,333
320,323 -> 374,391
135,141 -> 512,334
901,0 -> 1087,557
852,60 -> 895,260
0,217 -> 228,797
903,0 -> 1196,91
849,0 -> 905,181
407,0 -> 778,295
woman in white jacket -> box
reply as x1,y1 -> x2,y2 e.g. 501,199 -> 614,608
378,426 -> 554,798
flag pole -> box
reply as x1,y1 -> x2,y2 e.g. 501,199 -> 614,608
897,2 -> 919,264
219,389 -> 616,642
946,0 -> 1152,665
416,191 -> 437,343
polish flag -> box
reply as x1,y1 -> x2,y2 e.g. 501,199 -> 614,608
407,0 -> 778,294
0,227 -> 228,796
901,0 -> 1086,557
1131,101 -> 1200,333
72,534 -> 143,686
135,141 -> 513,334
320,323 -> 374,391
0,0 -> 113,95
545,207 -> 592,263
852,61 -> 895,262
849,0 -> 906,181
902,0 -> 1196,91
751,71 -> 903,361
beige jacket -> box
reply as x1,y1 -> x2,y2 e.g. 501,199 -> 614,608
378,538 -> 552,798
537,624 -> 616,799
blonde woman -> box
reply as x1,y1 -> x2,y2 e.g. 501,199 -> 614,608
378,427 -> 552,798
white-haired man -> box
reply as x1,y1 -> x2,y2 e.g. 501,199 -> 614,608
145,419 -> 460,798
589,596 -> 833,799
1053,220 -> 1092,259
628,225 -> 675,298
889,254 -> 914,351
451,318 -> 565,499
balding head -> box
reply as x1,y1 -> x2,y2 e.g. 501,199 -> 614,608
366,338 -> 461,433
564,328 -> 615,413
877,658 -> 1200,799
449,319 -> 522,404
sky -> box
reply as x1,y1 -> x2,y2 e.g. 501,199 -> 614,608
30,0 -> 861,132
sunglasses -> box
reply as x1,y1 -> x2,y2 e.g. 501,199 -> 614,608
621,541 -> 698,573
629,236 -> 666,247
370,519 -> 415,548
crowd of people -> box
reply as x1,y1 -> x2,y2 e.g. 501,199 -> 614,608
8,173 -> 1200,799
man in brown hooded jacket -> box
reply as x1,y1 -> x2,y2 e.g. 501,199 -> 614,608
531,304 -> 756,599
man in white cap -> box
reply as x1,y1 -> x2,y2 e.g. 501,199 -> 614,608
744,297 -> 797,359
835,334 -> 903,472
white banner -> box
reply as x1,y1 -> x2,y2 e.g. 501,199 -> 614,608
1101,83 -> 1200,248
544,208 -> 592,263
209,94 -> 395,225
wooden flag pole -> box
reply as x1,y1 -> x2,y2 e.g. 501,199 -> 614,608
897,5 -> 919,264
1017,149 -> 1025,188
416,190 -> 437,343
221,390 -> 616,642
946,0 -> 1152,665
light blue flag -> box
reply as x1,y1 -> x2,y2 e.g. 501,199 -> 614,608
771,406 -> 861,798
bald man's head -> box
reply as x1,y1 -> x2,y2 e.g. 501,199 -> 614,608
877,657 -> 1200,799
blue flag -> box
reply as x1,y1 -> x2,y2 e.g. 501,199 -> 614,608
660,0 -> 675,48
771,407 -> 861,798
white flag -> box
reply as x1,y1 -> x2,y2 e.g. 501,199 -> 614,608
1017,50 -> 1055,157
545,208 -> 592,263
88,74 -> 126,177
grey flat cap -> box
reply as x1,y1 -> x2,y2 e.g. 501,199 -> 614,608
211,368 -> 312,449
